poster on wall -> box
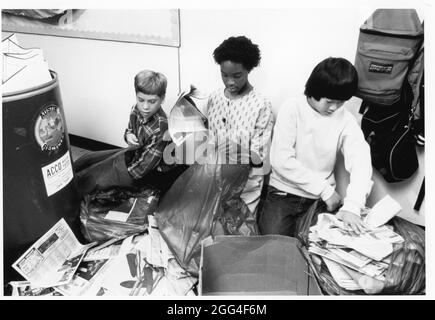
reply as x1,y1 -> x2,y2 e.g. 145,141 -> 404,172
1,9 -> 180,47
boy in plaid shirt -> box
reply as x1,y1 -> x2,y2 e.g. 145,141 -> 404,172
124,70 -> 168,179
75,70 -> 170,194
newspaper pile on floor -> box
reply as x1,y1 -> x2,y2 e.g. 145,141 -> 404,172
307,195 -> 404,294
9,216 -> 197,297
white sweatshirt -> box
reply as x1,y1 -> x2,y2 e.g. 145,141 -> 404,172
269,96 -> 373,216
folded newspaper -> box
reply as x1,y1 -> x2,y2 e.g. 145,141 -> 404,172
168,84 -> 209,146
11,218 -> 96,288
52,216 -> 197,296
54,236 -> 134,296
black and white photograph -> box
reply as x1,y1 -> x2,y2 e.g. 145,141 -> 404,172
1,0 -> 432,306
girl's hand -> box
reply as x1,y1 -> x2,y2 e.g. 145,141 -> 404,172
126,133 -> 139,146
336,210 -> 368,235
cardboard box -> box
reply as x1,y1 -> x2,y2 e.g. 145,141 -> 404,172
199,235 -> 322,295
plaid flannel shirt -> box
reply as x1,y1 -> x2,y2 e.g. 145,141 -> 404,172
124,106 -> 168,180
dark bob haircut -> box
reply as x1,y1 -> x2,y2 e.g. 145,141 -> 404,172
213,36 -> 261,72
304,57 -> 358,101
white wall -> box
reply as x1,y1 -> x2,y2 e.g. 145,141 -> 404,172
178,7 -> 426,225
5,33 -> 180,147
179,8 -> 366,114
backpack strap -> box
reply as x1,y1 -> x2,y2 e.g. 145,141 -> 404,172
359,100 -> 370,115
414,177 -> 425,211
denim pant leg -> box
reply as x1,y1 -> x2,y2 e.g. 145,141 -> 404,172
258,186 -> 316,237
289,196 -> 317,237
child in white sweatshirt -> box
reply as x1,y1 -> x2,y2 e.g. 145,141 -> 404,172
258,57 -> 373,236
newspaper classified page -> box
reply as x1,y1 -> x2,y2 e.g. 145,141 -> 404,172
12,218 -> 96,287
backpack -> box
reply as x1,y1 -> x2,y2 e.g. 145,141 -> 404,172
360,82 -> 419,183
356,9 -> 424,183
354,9 -> 423,106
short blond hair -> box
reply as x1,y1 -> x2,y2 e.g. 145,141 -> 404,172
134,70 -> 167,97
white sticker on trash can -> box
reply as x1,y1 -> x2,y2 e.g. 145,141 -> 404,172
34,104 -> 65,151
41,151 -> 74,196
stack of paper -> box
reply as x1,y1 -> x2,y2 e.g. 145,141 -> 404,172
308,195 -> 404,294
322,258 -> 362,291
2,34 -> 52,94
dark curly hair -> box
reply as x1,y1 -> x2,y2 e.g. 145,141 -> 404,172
213,36 -> 261,72
304,57 -> 358,101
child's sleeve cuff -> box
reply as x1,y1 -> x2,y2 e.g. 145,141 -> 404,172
340,201 -> 361,217
320,184 -> 335,202
124,128 -> 132,143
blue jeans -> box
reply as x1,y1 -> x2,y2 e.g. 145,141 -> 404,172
258,185 -> 316,237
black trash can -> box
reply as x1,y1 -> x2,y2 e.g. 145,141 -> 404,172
2,71 -> 82,291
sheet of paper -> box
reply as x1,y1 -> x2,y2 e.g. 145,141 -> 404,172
168,85 -> 208,146
328,248 -> 372,269
104,211 -> 130,223
104,198 -> 137,222
12,218 -> 96,288
83,236 -> 127,262
322,258 -> 362,291
364,195 -> 402,229
309,244 -> 387,280
368,225 -> 404,244
54,259 -> 113,296
341,265 -> 386,294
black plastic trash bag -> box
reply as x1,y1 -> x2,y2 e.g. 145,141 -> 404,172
155,142 -> 258,276
74,148 -> 137,196
80,187 -> 159,243
381,216 -> 425,295
296,201 -> 425,295
74,147 -> 188,197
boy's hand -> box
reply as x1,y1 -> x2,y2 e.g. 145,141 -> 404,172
336,210 -> 367,235
126,133 -> 139,146
325,191 -> 341,212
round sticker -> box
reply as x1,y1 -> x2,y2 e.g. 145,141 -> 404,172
34,104 -> 65,151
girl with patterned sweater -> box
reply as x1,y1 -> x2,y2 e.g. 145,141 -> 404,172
206,36 -> 274,215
